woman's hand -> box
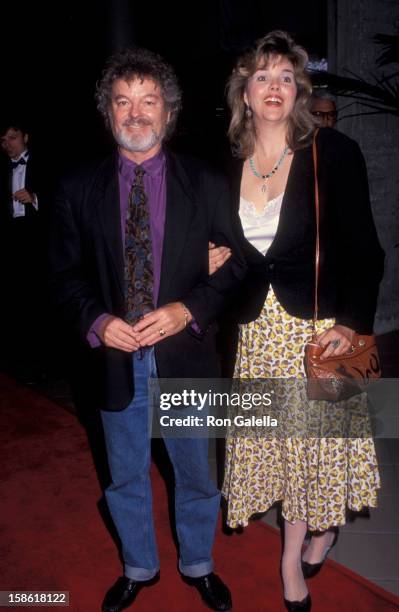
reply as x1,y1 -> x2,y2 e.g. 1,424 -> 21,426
208,241 -> 231,275
316,324 -> 355,360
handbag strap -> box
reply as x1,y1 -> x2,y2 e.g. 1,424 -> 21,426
312,128 -> 320,338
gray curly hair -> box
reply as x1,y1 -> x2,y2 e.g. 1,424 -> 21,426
95,47 -> 182,139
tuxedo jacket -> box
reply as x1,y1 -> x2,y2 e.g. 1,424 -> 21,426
49,149 -> 246,411
225,128 -> 384,335
0,153 -> 48,287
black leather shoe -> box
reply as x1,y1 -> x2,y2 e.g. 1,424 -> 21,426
284,593 -> 311,611
102,573 -> 159,612
302,529 -> 339,579
182,572 -> 232,610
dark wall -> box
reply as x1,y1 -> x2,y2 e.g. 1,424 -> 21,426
0,0 -> 327,168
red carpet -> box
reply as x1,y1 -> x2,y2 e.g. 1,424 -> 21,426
1,373 -> 399,612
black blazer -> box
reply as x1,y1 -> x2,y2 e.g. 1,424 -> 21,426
49,149 -> 246,411
226,128 -> 384,334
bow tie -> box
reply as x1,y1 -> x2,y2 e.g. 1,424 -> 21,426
11,158 -> 27,169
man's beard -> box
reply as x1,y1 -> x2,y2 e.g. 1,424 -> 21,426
112,116 -> 164,153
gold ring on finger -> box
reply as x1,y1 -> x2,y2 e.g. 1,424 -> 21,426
159,328 -> 166,337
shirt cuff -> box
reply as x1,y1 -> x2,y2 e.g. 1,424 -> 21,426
87,313 -> 111,348
190,319 -> 202,334
180,301 -> 202,335
32,193 -> 39,211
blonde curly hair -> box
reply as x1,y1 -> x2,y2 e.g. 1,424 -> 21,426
227,30 -> 315,158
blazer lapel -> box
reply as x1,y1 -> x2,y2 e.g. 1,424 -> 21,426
158,151 -> 198,303
7,165 -> 13,219
268,145 -> 314,257
24,158 -> 35,218
25,156 -> 34,193
226,157 -> 266,264
94,154 -> 124,297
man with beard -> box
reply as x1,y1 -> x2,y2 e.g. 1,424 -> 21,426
49,48 -> 244,611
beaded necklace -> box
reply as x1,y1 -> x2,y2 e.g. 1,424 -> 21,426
249,146 -> 289,194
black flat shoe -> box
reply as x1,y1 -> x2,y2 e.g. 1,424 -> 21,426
302,529 -> 339,579
182,572 -> 232,610
284,593 -> 312,611
102,573 -> 160,612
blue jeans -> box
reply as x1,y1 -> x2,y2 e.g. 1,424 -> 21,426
100,348 -> 220,581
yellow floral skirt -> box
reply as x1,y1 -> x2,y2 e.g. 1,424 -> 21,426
222,288 -> 380,531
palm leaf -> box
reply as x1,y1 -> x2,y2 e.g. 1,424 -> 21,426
310,70 -> 399,117
309,31 -> 399,120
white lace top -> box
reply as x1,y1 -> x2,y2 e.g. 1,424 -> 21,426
239,192 -> 284,256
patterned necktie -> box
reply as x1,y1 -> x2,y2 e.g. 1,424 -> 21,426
124,166 -> 154,325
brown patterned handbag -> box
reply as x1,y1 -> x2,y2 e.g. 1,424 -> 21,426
303,130 -> 381,401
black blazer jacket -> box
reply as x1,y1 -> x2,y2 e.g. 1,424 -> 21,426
226,128 -> 384,335
49,149 -> 246,411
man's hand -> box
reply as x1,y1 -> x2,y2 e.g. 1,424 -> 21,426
132,302 -> 193,347
317,324 -> 355,360
208,241 -> 231,275
98,315 -> 140,352
13,188 -> 35,204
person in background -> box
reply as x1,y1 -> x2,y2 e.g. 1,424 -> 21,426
310,90 -> 338,128
210,31 -> 383,611
0,121 -> 47,380
0,122 -> 40,216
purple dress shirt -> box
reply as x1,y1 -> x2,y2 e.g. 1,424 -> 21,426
87,149 -> 167,347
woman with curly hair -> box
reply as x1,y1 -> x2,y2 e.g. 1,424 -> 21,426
215,30 -> 383,611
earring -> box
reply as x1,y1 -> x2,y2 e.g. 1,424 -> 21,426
245,105 -> 252,119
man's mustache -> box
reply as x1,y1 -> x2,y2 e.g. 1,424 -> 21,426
123,117 -> 153,127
